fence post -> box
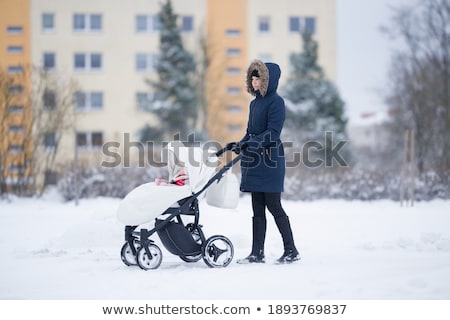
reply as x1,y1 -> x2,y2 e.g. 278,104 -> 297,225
400,130 -> 409,207
400,129 -> 416,207
409,130 -> 415,207
74,129 -> 79,206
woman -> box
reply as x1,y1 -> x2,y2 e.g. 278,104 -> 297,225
230,59 -> 300,264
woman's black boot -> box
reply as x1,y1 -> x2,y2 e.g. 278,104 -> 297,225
276,249 -> 300,264
237,217 -> 266,264
274,216 -> 300,264
236,249 -> 265,264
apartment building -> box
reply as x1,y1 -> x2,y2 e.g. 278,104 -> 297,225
30,0 -> 206,170
0,0 -> 32,190
1,0 -> 335,188
207,0 -> 336,143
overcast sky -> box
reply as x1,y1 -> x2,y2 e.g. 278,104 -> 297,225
336,0 -> 410,125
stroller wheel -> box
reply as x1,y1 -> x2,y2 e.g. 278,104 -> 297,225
202,235 -> 234,268
179,223 -> 203,263
136,244 -> 163,270
120,240 -> 141,266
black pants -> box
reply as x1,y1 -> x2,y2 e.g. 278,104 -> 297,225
251,192 -> 287,219
250,192 -> 298,254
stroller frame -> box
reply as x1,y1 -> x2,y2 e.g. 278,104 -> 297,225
120,146 -> 241,270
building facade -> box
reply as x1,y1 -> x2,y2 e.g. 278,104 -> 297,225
30,0 -> 206,169
0,0 -> 32,191
207,0 -> 336,143
1,0 -> 336,188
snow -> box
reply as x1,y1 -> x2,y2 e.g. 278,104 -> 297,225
0,191 -> 449,300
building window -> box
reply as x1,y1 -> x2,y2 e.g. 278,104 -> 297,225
90,92 -> 103,109
91,132 -> 103,147
226,67 -> 241,75
289,17 -> 300,33
44,132 -> 57,148
43,90 -> 57,111
73,14 -> 102,32
74,53 -> 102,71
136,15 -> 147,32
7,26 -> 23,34
42,13 -> 55,31
136,92 -> 153,110
90,14 -> 102,30
8,145 -> 24,153
304,17 -> 316,33
227,105 -> 242,114
258,16 -> 271,33
76,133 -> 87,148
7,46 -> 23,54
91,54 -> 101,69
136,53 -> 158,72
43,52 -> 56,70
226,29 -> 241,37
44,170 -> 58,186
7,66 -> 23,74
8,85 -> 24,94
8,105 -> 24,114
74,92 -> 86,109
227,87 -> 241,95
9,163 -> 26,173
180,16 -> 193,32
74,54 -> 85,69
228,124 -> 243,132
9,125 -> 24,133
136,15 -> 161,33
76,132 -> 103,149
226,48 -> 241,57
73,14 -> 85,30
289,16 -> 316,34
74,91 -> 103,110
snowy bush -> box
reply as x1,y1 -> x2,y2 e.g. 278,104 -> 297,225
283,167 -> 449,201
58,165 -> 167,201
55,162 -> 448,202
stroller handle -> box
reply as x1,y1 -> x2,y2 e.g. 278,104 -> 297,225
215,142 -> 237,157
215,148 -> 227,157
193,152 -> 242,199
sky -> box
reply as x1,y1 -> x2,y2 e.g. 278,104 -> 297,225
336,0 -> 410,125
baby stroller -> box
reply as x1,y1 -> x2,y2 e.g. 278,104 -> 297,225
117,141 -> 240,270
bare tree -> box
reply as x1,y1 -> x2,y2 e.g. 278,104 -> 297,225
0,67 -> 30,196
0,65 -> 78,196
383,0 -> 450,176
28,67 -> 79,194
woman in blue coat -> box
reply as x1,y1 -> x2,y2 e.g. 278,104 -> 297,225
230,59 -> 300,264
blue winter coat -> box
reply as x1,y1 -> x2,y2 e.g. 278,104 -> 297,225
239,60 -> 286,193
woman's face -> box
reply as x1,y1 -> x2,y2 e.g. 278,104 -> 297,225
252,76 -> 261,91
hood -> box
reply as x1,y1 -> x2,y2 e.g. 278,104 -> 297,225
246,60 -> 281,97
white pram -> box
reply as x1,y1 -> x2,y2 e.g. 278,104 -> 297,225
117,142 -> 240,270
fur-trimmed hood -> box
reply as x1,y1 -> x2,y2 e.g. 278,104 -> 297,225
246,60 -> 281,97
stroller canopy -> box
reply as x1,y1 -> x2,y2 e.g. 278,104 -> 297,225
117,142 -> 217,226
164,141 -> 217,194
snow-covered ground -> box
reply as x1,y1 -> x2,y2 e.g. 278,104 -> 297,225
0,191 -> 449,300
